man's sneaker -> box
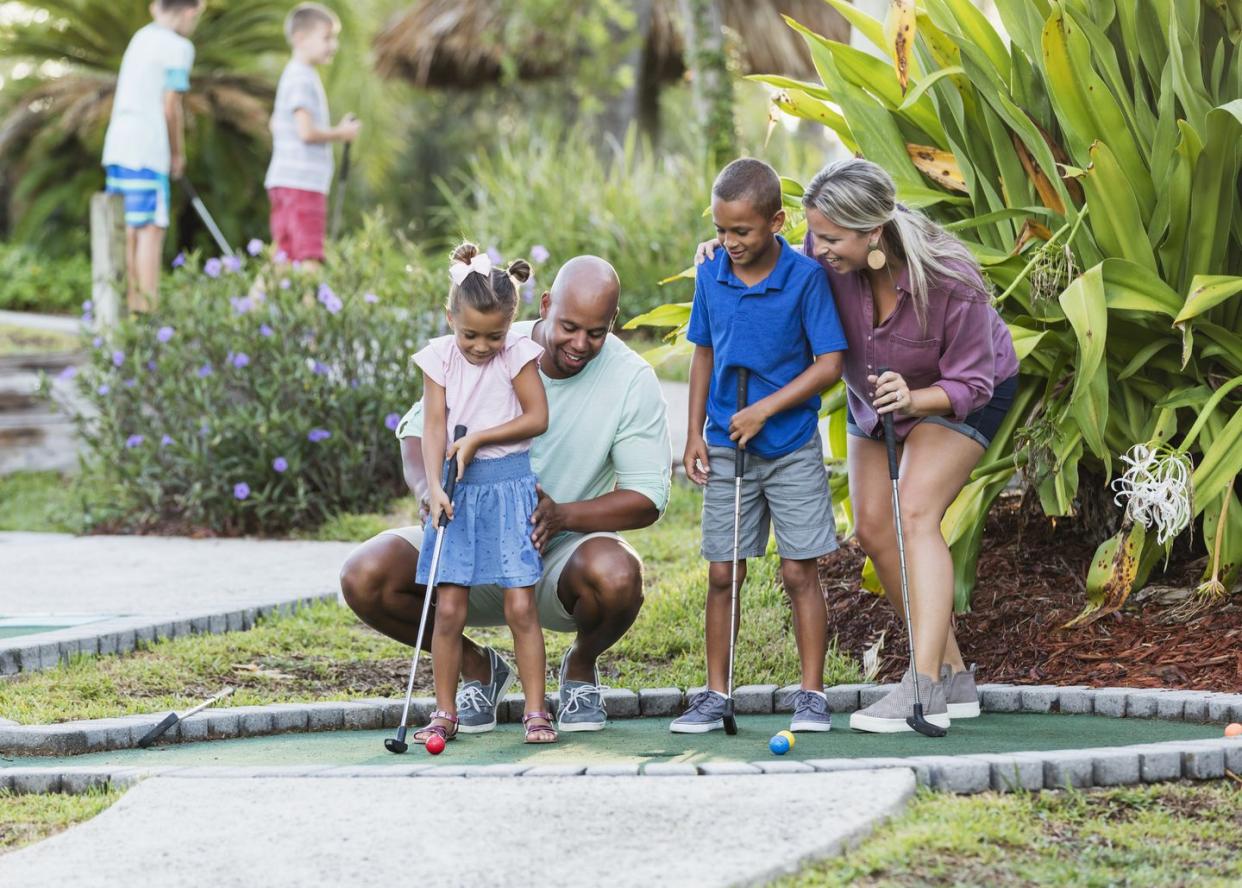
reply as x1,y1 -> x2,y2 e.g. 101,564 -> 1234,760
849,671 -> 950,733
455,647 -> 515,734
787,689 -> 832,732
669,690 -> 729,733
557,648 -> 607,732
940,663 -> 980,719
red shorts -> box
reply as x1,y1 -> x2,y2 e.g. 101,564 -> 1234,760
268,187 -> 326,262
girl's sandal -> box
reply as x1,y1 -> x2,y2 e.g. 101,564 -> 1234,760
522,711 -> 558,744
413,710 -> 459,745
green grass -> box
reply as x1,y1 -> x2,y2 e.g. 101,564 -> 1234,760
780,783 -> 1242,887
0,482 -> 858,724
0,472 -> 85,533
0,324 -> 80,357
0,788 -> 121,854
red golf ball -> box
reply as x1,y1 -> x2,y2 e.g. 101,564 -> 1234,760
425,734 -> 445,755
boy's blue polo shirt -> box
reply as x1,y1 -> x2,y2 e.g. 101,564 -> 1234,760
687,235 -> 848,459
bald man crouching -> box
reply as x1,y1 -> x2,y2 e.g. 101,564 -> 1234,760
340,256 -> 672,734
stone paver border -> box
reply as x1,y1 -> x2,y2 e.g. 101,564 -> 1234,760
0,593 -> 336,676
3,683 -> 1239,795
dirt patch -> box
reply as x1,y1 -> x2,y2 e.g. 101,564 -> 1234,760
819,493 -> 1242,690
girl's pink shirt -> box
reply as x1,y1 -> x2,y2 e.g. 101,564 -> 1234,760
412,331 -> 544,460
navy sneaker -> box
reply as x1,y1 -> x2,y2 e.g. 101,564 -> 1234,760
557,647 -> 607,732
455,647 -> 515,734
669,690 -> 729,734
787,689 -> 832,732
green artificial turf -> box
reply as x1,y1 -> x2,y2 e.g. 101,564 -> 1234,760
3,713 -> 1220,770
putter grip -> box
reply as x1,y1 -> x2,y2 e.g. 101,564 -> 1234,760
437,424 -> 468,528
878,367 -> 899,481
735,368 -> 749,478
137,712 -> 178,748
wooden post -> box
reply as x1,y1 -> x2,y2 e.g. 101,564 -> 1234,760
91,192 -> 126,330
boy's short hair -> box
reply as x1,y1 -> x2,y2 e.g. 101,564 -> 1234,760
285,3 -> 341,44
712,158 -> 783,219
157,0 -> 204,10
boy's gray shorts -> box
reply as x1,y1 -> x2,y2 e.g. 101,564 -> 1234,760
700,431 -> 838,562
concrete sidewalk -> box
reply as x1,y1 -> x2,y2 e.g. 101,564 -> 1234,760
0,533 -> 357,675
0,770 -> 914,886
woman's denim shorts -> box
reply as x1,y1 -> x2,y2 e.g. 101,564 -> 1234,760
847,376 -> 1019,449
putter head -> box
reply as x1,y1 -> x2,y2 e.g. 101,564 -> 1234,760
907,704 -> 947,738
723,699 -> 737,736
384,725 -> 409,754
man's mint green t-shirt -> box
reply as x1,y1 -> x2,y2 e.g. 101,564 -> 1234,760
397,320 -> 672,531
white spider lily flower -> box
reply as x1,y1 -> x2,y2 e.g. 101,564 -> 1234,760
1110,444 -> 1192,546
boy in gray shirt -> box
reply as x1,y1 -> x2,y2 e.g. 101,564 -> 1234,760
264,3 -> 360,267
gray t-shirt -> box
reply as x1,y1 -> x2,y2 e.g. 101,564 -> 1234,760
264,60 -> 333,194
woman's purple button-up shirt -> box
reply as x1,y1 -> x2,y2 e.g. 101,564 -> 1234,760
805,237 -> 1019,442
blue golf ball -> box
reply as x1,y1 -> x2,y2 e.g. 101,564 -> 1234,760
769,734 -> 790,756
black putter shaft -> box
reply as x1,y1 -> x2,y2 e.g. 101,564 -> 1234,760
385,424 -> 467,754
879,368 -> 946,738
330,142 -> 351,240
723,368 -> 749,736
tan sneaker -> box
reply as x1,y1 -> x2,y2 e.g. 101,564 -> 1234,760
940,663 -> 981,719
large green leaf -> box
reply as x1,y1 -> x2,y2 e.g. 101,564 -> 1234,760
1081,142 -> 1158,271
1174,275 -> 1242,324
1190,405 -> 1242,507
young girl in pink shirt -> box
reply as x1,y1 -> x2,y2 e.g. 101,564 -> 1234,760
411,242 -> 555,746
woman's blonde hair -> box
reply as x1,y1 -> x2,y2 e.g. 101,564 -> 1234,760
802,158 -> 986,327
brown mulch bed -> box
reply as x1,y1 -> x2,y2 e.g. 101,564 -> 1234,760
818,492 -> 1242,691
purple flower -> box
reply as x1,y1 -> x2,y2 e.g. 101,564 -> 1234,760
486,246 -> 503,265
199,424 -> 211,437
274,249 -> 289,264
364,292 -> 379,304
156,325 -> 175,343
123,378 -> 136,388
531,244 -> 550,264
232,352 -> 250,369
97,383 -> 110,396
259,323 -> 274,338
279,278 -> 291,291
384,412 -> 400,431
124,434 -> 144,449
172,252 -> 186,269
307,428 -> 331,443
197,363 -> 213,378
92,336 -> 103,349
312,360 -> 329,376
57,365 -> 77,381
111,350 -> 124,367
223,255 -> 242,274
81,300 -> 93,314
230,295 -> 253,315
246,238 -> 264,257
233,482 -> 250,501
160,434 -> 174,447
317,284 -> 343,314
204,257 -> 223,278
272,456 -> 288,473
146,360 -> 157,371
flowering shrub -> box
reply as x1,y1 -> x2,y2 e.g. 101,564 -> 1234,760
51,215 -> 446,535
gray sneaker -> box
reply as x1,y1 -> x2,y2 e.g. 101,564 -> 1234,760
455,647 -> 515,734
940,663 -> 980,719
557,648 -> 607,732
787,689 -> 832,732
669,690 -> 729,733
849,671 -> 950,733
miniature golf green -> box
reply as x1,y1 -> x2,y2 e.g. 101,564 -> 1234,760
3,713 -> 1221,770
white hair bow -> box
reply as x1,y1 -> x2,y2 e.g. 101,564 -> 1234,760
449,254 -> 492,286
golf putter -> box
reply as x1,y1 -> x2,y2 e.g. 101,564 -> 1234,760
136,686 -> 234,748
177,176 -> 235,258
329,141 -> 351,240
879,368 -> 946,738
385,424 -> 468,754
723,368 -> 749,736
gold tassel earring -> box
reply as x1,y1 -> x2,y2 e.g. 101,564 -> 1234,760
866,240 -> 887,270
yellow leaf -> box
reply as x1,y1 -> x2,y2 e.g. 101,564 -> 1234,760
905,143 -> 967,192
884,0 -> 917,94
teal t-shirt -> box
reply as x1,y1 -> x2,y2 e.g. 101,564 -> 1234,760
397,320 -> 672,546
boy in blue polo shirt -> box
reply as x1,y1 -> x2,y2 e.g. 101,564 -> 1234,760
672,158 -> 847,735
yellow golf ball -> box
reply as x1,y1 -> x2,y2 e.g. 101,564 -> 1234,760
777,730 -> 796,749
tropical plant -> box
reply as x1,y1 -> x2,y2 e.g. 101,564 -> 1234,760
42,214 -> 445,535
0,242 -> 90,313
630,0 -> 1242,621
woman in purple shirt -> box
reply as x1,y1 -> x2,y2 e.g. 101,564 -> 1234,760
697,157 -> 1018,733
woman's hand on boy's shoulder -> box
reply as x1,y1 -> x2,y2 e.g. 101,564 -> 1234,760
694,238 -> 721,266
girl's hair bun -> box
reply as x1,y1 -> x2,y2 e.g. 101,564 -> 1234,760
450,241 -> 479,265
506,258 -> 532,285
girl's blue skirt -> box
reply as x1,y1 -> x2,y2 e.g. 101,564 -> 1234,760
415,450 -> 543,588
